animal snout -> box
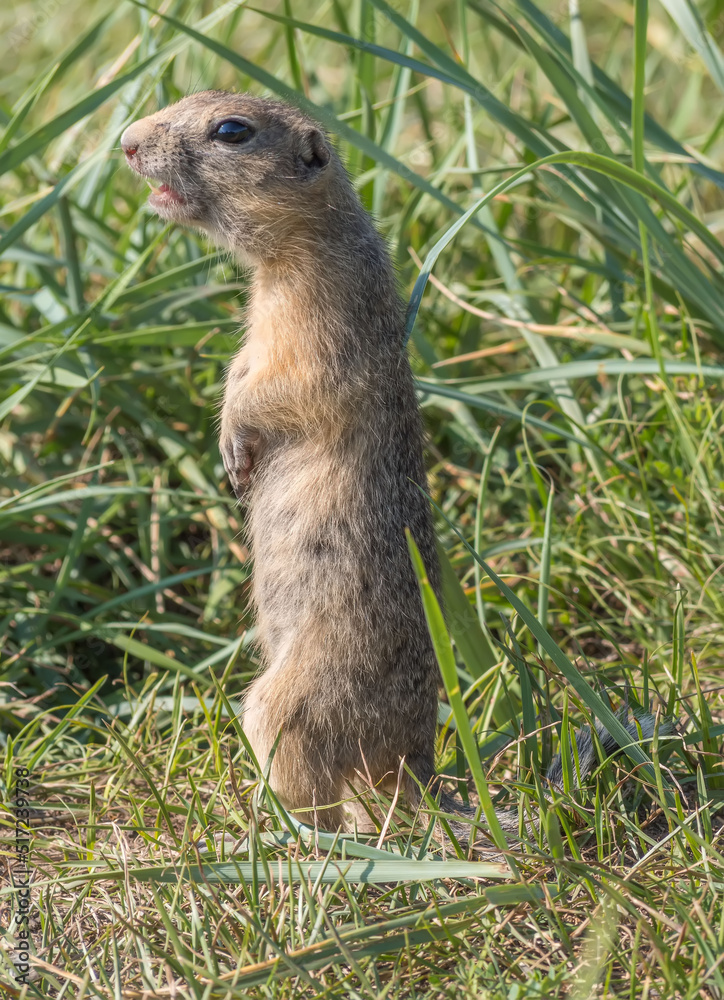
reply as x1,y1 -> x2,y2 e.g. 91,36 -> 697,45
120,117 -> 168,165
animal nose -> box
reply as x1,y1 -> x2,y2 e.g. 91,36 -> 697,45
120,125 -> 141,158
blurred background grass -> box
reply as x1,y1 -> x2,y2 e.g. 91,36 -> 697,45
1,0 -> 724,997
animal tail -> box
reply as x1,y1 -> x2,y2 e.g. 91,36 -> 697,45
544,708 -> 670,790
429,709 -> 672,840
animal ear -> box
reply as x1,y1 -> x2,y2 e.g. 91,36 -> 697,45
299,128 -> 331,172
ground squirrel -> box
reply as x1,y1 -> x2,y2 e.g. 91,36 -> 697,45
121,91 -> 661,837
122,92 -> 442,830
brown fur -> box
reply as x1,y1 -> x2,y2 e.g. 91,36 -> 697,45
121,92 -> 442,829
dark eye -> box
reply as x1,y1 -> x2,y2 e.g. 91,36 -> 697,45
213,120 -> 254,144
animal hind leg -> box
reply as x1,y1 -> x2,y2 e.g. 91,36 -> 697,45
242,682 -> 346,829
271,728 -> 346,829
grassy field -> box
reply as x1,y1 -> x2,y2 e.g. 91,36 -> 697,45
2,0 -> 724,996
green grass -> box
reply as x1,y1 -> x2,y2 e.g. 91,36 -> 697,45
1,0 -> 724,996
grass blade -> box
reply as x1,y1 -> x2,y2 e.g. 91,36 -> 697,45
406,530 -> 515,864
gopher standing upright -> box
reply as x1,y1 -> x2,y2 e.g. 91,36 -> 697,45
121,92 -> 442,829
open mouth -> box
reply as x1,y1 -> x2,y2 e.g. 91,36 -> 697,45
147,181 -> 186,208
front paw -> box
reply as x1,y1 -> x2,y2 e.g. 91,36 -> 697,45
220,429 -> 260,500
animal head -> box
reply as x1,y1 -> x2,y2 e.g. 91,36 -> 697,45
121,91 -> 342,262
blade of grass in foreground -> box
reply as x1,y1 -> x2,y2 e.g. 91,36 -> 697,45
406,530 -> 516,868
62,857 -> 516,884
436,540 -> 498,677
474,425 -> 500,628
